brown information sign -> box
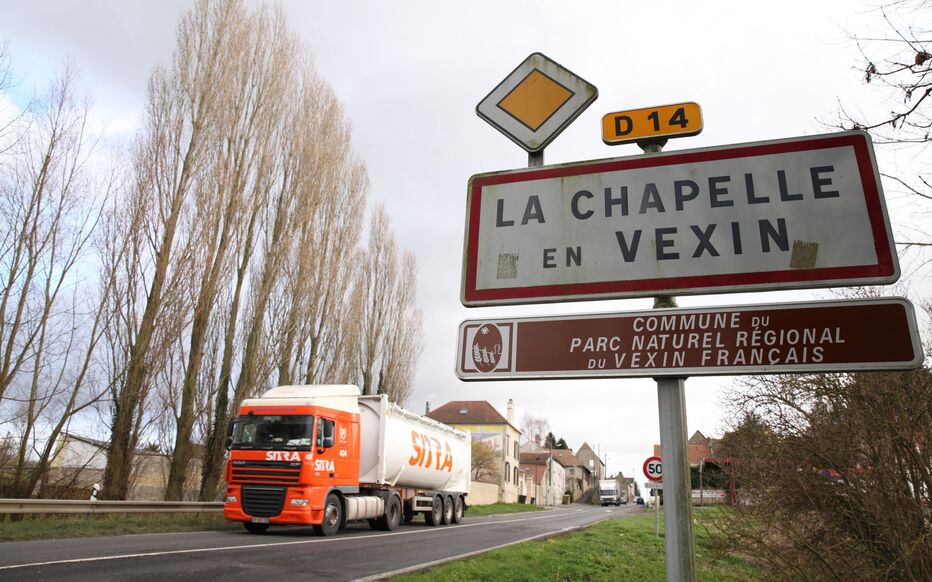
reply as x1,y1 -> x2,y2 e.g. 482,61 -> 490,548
455,298 -> 921,380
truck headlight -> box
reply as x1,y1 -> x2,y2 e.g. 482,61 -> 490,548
225,495 -> 238,503
290,498 -> 309,507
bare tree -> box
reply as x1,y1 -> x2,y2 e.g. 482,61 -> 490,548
101,0 -> 237,500
350,205 -> 424,403
375,251 -> 423,404
0,61 -> 120,497
838,0 -> 932,255
520,414 -> 551,446
163,0 -> 295,501
352,205 -> 397,396
471,440 -> 500,483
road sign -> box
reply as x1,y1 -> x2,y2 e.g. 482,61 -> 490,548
476,52 -> 598,153
644,457 -> 663,482
454,298 -> 921,380
460,131 -> 898,306
602,102 -> 703,145
645,482 -> 664,490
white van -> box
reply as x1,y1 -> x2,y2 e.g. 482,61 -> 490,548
599,479 -> 621,506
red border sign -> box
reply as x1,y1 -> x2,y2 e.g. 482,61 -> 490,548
644,457 -> 663,482
461,131 -> 898,306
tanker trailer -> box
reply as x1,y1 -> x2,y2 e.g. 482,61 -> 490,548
223,384 -> 471,535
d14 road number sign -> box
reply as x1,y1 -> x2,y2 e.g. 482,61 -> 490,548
644,456 -> 663,482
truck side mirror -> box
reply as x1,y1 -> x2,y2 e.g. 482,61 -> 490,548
225,419 -> 237,449
322,419 -> 335,448
318,419 -> 335,451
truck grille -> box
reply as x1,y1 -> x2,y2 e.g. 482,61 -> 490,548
242,485 -> 286,517
231,460 -> 301,484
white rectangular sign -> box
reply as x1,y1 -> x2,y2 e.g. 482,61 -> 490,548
461,131 -> 898,306
645,482 -> 664,489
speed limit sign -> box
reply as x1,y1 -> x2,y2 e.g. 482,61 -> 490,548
643,456 -> 663,482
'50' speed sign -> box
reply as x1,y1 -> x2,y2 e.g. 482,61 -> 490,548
643,456 -> 663,482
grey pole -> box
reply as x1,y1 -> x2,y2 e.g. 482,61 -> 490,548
528,150 -> 544,167
640,138 -> 697,582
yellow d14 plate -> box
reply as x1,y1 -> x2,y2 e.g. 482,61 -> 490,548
602,102 -> 702,145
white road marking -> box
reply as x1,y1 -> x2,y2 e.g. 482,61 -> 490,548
0,508 -> 597,571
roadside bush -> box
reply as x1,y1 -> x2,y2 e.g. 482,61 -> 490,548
711,367 -> 932,581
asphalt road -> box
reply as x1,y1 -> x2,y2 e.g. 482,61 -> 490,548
0,504 -> 640,581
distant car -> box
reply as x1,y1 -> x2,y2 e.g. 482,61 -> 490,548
636,497 -> 644,505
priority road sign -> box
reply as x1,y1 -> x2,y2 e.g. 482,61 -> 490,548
476,52 -> 598,153
461,131 -> 897,306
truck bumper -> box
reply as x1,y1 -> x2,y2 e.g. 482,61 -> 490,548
224,484 -> 327,526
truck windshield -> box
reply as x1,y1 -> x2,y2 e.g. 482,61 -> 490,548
231,415 -> 314,450
600,489 -> 617,495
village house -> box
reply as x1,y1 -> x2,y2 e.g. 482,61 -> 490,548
519,450 -> 567,506
653,430 -> 719,466
574,442 -> 606,482
47,432 -> 203,500
426,399 -> 522,503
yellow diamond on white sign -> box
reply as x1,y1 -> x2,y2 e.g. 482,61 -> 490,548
477,53 -> 598,153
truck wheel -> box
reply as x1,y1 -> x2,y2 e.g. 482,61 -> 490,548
313,493 -> 342,537
243,522 -> 269,534
372,495 -> 401,531
441,495 -> 454,525
424,495 -> 443,526
402,504 -> 415,524
451,496 -> 464,524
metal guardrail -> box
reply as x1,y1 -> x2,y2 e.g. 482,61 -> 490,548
0,498 -> 224,514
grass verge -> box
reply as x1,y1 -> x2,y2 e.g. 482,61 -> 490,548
465,503 -> 546,517
393,508 -> 761,581
0,513 -> 239,542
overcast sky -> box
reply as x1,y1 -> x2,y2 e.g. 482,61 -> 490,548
1,0 -> 926,482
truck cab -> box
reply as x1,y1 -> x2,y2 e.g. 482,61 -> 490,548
224,386 -> 361,534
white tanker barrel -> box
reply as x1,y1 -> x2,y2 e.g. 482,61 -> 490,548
358,394 -> 470,493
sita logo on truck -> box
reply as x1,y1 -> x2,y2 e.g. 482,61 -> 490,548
408,431 -> 454,472
266,451 -> 301,462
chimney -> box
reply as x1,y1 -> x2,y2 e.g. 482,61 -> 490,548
507,399 -> 514,424
425,401 -> 430,414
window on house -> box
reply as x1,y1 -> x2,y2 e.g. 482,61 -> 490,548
505,461 -> 510,483
514,441 -> 518,459
514,466 -> 518,485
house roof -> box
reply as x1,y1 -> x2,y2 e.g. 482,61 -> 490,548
688,431 -> 709,445
549,448 -> 580,468
63,431 -> 108,448
519,451 -> 566,467
427,400 -> 511,426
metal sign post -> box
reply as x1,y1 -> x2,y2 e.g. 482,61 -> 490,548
642,138 -> 697,581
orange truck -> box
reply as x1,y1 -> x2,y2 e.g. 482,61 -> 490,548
223,385 -> 471,535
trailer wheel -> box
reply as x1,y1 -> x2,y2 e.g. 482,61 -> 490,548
243,522 -> 269,534
441,495 -> 454,525
424,495 -> 443,526
313,493 -> 342,537
451,496 -> 464,524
